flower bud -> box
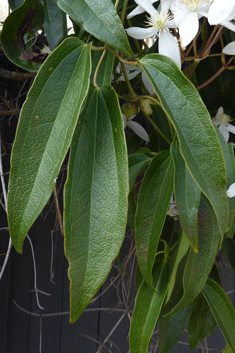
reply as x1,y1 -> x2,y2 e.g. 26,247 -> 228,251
122,102 -> 138,118
139,99 -> 153,115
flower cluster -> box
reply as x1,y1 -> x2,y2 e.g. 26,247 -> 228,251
126,0 -> 235,65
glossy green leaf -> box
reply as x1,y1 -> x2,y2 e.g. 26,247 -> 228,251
159,304 -> 192,353
7,37 -> 91,252
1,0 -> 45,71
140,54 -> 229,236
128,153 -> 151,191
56,0 -> 132,56
202,279 -> 235,352
171,194 -> 221,314
171,136 -> 200,251
64,85 -> 128,322
135,151 -> 174,285
165,231 -> 190,304
188,295 -> 217,350
43,0 -> 67,51
90,39 -> 116,87
130,261 -> 170,353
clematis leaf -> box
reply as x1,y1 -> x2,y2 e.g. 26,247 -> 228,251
56,0 -> 133,56
159,304 -> 192,353
1,0 -> 45,71
64,85 -> 128,322
43,0 -> 67,51
134,151 -> 174,285
140,54 -> 229,236
7,37 -> 91,252
170,135 -> 201,252
170,194 -> 221,314
202,279 -> 235,352
130,260 -> 170,353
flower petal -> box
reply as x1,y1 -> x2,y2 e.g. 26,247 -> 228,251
178,11 -> 199,47
223,41 -> 235,55
159,30 -> 181,68
227,183 -> 235,198
133,0 -> 157,16
128,120 -> 150,142
218,125 -> 229,142
208,0 -> 235,24
142,72 -> 155,94
126,26 -> 157,40
225,123 -> 235,135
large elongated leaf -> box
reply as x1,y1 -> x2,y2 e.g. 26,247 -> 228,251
159,304 -> 192,353
56,0 -> 132,56
43,0 -> 67,51
64,85 -> 128,322
7,37 -> 91,252
188,295 -> 217,350
202,279 -> 235,352
140,54 -> 229,236
135,151 -> 174,285
165,231 -> 190,304
1,0 -> 45,71
171,136 -> 201,252
130,261 -> 170,353
171,194 -> 221,314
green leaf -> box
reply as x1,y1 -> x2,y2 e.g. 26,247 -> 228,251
171,135 -> 201,251
171,194 -> 221,314
202,279 -> 235,352
135,151 -> 174,285
128,153 -> 151,191
165,231 -> 190,304
56,0 -> 132,56
140,54 -> 229,236
90,39 -> 116,87
64,85 -> 128,322
188,295 -> 217,350
1,0 -> 45,71
130,261 -> 170,353
159,304 -> 192,353
7,37 -> 91,252
43,0 -> 67,51
223,343 -> 233,353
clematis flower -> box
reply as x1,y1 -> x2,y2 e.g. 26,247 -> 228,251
171,0 -> 212,47
126,4 -> 181,67
227,183 -> 235,198
127,0 -> 159,19
208,0 -> 235,24
212,107 -> 235,142
122,113 -> 150,142
166,195 -> 179,220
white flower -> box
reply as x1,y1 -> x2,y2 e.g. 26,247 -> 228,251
227,183 -> 235,198
171,0 -> 212,47
127,0 -> 159,19
212,107 -> 235,142
122,113 -> 150,142
208,0 -> 235,24
117,64 -> 155,94
126,5 -> 181,67
223,41 -> 235,55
